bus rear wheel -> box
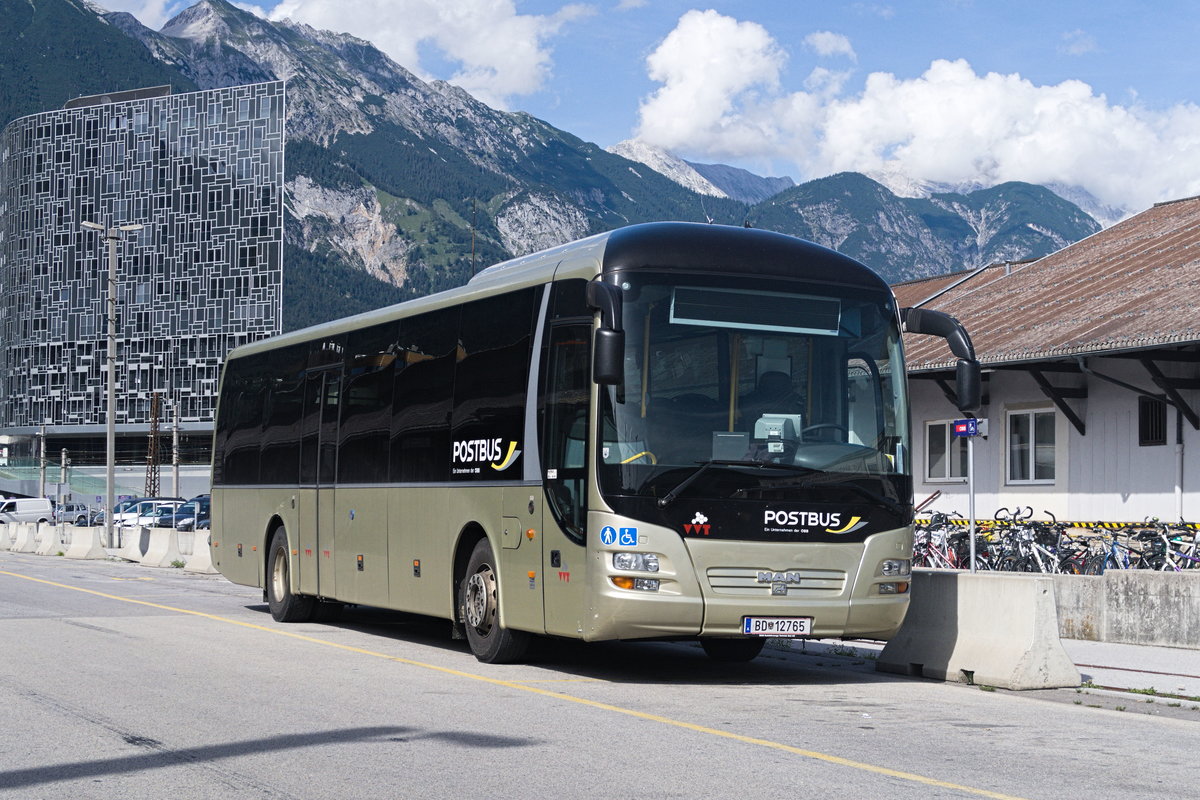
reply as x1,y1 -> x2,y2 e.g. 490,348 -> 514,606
267,527 -> 315,623
701,638 -> 766,662
460,538 -> 529,664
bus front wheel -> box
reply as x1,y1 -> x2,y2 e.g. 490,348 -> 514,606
460,538 -> 529,664
267,527 -> 315,623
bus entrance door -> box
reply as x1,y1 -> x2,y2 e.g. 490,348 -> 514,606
299,366 -> 341,599
540,322 -> 590,637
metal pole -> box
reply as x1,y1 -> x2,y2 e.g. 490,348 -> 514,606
968,434 -> 977,573
172,400 -> 180,498
106,231 -> 117,549
38,424 -> 46,499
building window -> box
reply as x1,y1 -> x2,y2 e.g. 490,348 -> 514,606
1007,410 -> 1056,483
925,420 -> 967,481
1139,396 -> 1167,446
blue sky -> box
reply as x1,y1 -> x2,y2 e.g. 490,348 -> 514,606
106,1 -> 1200,212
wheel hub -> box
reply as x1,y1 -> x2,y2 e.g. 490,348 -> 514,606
464,568 -> 496,632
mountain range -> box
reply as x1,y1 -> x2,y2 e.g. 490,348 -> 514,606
1,0 -> 1104,330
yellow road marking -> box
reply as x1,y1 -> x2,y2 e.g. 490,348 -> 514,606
504,678 -> 603,684
0,568 -> 1027,800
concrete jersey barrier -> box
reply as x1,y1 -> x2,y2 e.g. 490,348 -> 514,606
1054,571 -> 1200,649
64,525 -> 109,560
877,569 -> 1081,690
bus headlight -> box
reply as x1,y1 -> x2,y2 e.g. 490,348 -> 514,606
612,552 -> 660,572
880,559 -> 911,576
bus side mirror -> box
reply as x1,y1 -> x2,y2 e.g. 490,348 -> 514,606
587,280 -> 625,385
956,359 -> 981,414
593,328 -> 625,385
902,307 -> 981,413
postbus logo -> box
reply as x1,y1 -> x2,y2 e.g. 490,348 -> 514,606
763,510 -> 867,534
452,438 -> 521,474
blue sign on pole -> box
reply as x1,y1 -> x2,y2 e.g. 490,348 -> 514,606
952,418 -> 978,437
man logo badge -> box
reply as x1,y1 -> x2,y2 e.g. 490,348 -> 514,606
758,571 -> 801,595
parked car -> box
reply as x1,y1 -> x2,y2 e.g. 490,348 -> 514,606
0,497 -> 54,524
133,500 -> 184,528
55,502 -> 92,525
96,497 -> 185,528
154,495 -> 210,531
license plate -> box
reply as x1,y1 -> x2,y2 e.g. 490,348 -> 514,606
742,616 -> 813,637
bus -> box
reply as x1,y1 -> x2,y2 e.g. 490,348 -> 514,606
210,222 -> 980,663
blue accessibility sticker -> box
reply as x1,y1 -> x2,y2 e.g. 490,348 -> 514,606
600,526 -> 618,545
618,527 -> 638,547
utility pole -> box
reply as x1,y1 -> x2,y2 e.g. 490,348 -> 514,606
81,221 -> 143,547
38,424 -> 46,499
145,391 -> 161,497
172,399 -> 180,499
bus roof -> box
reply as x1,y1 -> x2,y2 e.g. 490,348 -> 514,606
228,222 -> 887,362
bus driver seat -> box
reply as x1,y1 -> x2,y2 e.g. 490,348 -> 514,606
741,371 -> 800,423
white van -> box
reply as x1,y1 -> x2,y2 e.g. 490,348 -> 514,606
0,497 -> 54,524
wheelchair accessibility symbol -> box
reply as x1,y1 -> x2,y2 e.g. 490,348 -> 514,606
600,526 -> 638,546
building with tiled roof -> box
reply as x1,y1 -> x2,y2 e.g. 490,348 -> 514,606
896,196 -> 1200,524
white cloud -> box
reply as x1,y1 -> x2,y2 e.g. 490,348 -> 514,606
803,31 -> 856,62
636,15 -> 1200,213
92,0 -> 187,30
267,0 -> 593,109
231,2 -> 267,18
634,10 -> 786,155
1059,29 -> 1098,56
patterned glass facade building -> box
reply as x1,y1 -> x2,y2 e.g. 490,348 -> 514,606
0,81 -> 284,458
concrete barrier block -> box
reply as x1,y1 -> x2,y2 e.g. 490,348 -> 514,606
12,523 -> 40,553
0,524 -> 13,551
1105,571 -> 1200,649
64,525 -> 109,560
35,523 -> 65,556
141,527 -> 183,568
184,530 -> 219,574
117,526 -> 150,562
877,569 -> 1081,690
1052,574 -> 1105,642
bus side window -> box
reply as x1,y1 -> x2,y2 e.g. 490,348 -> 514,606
542,323 -> 591,543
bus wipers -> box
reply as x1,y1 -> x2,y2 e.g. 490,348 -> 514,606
657,459 -> 815,508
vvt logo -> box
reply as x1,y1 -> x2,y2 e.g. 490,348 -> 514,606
683,511 -> 712,536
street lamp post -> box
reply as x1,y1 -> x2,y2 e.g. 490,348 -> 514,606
81,221 -> 143,549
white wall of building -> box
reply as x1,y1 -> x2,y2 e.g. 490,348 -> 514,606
910,356 -> 1198,524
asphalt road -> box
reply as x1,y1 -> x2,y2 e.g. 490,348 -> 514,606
1,550 -> 1196,800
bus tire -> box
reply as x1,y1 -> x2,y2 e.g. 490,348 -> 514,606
701,638 -> 766,662
460,538 -> 529,664
267,527 -> 315,623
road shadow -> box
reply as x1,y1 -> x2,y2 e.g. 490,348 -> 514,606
0,725 -> 537,791
246,602 -> 911,688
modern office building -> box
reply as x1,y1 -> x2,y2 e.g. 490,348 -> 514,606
0,81 -> 284,501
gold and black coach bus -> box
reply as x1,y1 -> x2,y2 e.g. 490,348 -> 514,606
211,222 -> 979,663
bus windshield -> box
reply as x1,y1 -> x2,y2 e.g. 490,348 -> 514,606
598,273 -> 910,513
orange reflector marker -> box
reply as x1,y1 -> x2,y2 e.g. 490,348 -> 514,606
528,571 -> 536,579
526,528 -> 536,539
611,576 -> 635,590
251,546 -> 257,552
897,582 -> 910,593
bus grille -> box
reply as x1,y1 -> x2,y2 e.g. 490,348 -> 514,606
705,566 -> 846,595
